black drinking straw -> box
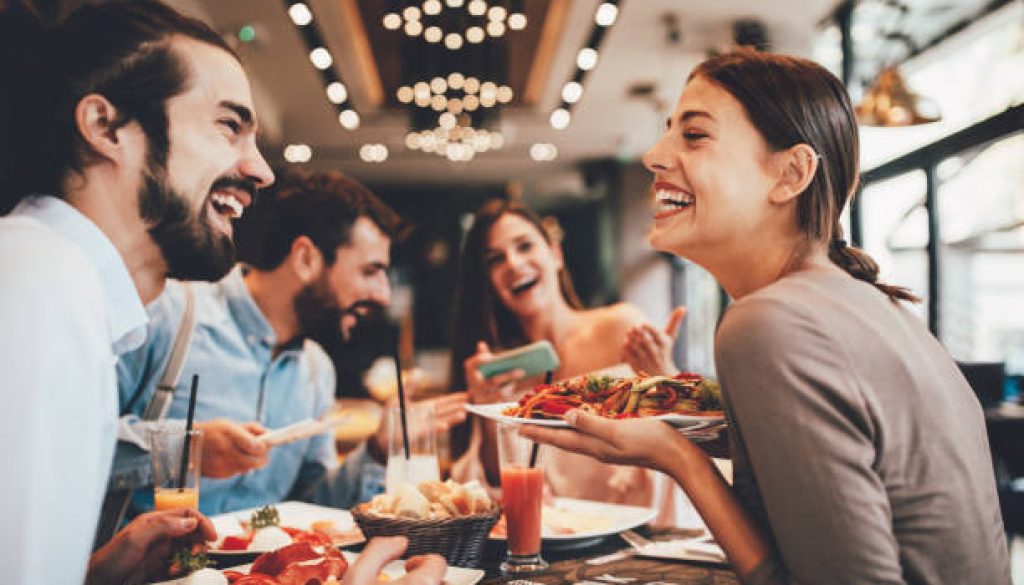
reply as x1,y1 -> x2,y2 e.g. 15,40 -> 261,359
528,371 -> 555,468
178,374 -> 199,490
393,336 -> 411,460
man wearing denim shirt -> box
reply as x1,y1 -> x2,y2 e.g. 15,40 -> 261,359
115,170 -> 467,517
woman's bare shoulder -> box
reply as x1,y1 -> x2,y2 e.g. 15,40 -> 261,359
583,303 -> 646,335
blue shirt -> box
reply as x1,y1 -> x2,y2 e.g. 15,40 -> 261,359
117,266 -> 384,515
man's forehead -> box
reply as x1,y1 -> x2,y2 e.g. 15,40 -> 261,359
168,36 -> 255,112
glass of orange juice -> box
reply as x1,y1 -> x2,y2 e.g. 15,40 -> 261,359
150,428 -> 202,511
497,422 -> 547,575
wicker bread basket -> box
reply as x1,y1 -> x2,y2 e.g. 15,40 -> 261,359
351,503 -> 501,567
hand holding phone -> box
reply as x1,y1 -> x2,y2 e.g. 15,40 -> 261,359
477,340 -> 560,380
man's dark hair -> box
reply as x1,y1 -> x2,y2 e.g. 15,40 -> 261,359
240,170 -> 404,270
0,0 -> 235,214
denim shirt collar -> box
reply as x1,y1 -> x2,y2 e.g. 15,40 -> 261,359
219,265 -> 304,355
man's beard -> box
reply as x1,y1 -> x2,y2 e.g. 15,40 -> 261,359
293,274 -> 384,349
138,170 -> 237,282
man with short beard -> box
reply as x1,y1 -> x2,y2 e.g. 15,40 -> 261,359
0,1 -> 274,583
116,170 -> 468,517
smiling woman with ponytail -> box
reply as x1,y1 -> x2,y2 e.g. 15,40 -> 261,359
521,49 -> 1010,585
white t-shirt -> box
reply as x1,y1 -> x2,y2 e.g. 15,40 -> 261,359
0,196 -> 147,584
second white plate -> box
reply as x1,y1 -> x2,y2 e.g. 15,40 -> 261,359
466,401 -> 722,431
490,497 -> 657,543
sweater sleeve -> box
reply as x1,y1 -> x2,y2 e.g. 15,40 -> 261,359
715,297 -> 905,585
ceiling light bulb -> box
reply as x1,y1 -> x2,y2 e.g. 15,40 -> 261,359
446,0 -> 464,7
465,26 -> 485,43
467,0 -> 486,16
487,6 -> 507,21
439,112 -> 457,129
405,132 -> 422,150
430,76 -> 447,94
415,93 -> 431,107
444,32 -> 463,50
496,85 -> 513,103
463,94 -> 480,111
396,85 -> 414,103
424,26 -> 442,43
508,13 -> 527,30
595,3 -> 618,27
403,6 -> 422,21
382,12 -> 401,30
338,109 -> 360,130
431,95 -> 447,111
423,0 -> 442,16
530,143 -> 557,161
561,81 -> 583,104
283,143 -> 312,163
463,77 -> 480,94
288,3 -> 313,26
326,82 -> 348,104
486,20 -> 505,37
480,93 -> 496,108
404,20 -> 423,36
480,81 -> 497,96
309,47 -> 333,70
447,72 -> 465,89
550,108 -> 571,129
447,98 -> 464,114
577,47 -> 598,70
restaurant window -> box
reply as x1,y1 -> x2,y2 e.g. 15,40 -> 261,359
859,170 -> 930,322
936,133 -> 1024,373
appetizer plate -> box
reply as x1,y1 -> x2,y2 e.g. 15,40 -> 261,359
466,401 -> 722,431
490,497 -> 657,545
208,501 -> 364,557
151,551 -> 484,585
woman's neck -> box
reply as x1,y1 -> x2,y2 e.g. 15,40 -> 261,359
708,237 -> 835,300
518,297 -> 579,348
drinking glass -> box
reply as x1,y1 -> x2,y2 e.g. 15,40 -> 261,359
384,402 -> 440,493
150,427 -> 202,511
497,422 -> 547,575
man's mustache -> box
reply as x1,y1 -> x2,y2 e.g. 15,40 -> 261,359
209,176 -> 258,202
341,300 -> 386,321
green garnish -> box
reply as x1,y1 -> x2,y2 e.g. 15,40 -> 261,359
170,544 -> 211,576
585,375 -> 615,394
250,505 -> 280,529
697,379 -> 723,410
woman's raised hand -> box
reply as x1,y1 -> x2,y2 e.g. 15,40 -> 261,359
463,341 -> 525,404
621,306 -> 686,376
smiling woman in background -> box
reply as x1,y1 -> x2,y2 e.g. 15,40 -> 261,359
447,199 -> 683,508
522,49 -> 1010,585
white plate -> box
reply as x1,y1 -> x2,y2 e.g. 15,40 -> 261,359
151,551 -> 484,585
490,497 -> 656,543
466,401 -> 722,431
208,501 -> 362,555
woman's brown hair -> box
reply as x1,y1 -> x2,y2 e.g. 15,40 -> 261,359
692,49 -> 918,303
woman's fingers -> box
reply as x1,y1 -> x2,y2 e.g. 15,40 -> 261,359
664,306 -> 687,337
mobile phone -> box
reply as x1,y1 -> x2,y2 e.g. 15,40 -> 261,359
477,340 -> 560,379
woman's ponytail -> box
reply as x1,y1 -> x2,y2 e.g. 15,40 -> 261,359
828,237 -> 921,303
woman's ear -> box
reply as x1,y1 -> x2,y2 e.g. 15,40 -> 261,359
288,235 -> 324,283
770,143 -> 819,205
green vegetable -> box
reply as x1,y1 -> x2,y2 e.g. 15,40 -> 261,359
169,544 -> 211,576
697,379 -> 723,410
250,504 -> 280,530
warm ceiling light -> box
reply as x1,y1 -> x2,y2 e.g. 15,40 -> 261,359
431,95 -> 447,111
508,13 -> 527,30
595,3 -> 618,27
338,109 -> 360,130
479,93 -> 496,108
486,20 -> 506,37
487,6 -> 507,21
479,81 -> 497,97
382,12 -> 401,30
424,26 -> 442,43
463,94 -> 480,111
562,81 -> 583,104
856,67 -> 941,127
326,82 -> 348,104
496,85 -> 513,103
446,0 -> 464,7
550,108 -> 571,129
466,26 -> 485,43
288,3 -> 313,26
404,20 -> 423,36
447,98 -> 464,114
467,0 -> 486,16
439,112 -> 457,130
444,32 -> 464,50
577,47 -> 598,70
403,6 -> 422,21
414,93 -> 431,107
309,47 -> 333,70
283,143 -> 312,163
447,72 -> 465,89
405,132 -> 422,150
530,143 -> 558,162
396,85 -> 414,103
423,0 -> 442,16
463,77 -> 481,94
359,143 -> 388,163
430,76 -> 447,94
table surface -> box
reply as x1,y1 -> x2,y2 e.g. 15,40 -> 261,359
476,527 -> 738,585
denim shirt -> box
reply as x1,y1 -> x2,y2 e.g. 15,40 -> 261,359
116,266 -> 384,516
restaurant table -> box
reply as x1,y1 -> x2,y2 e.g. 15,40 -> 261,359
476,526 -> 738,584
